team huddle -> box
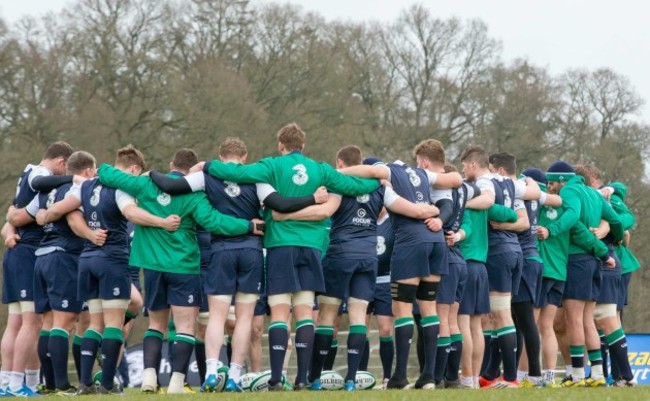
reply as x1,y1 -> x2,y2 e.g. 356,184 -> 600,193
0,122 -> 640,396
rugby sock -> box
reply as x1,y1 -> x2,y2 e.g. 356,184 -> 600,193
309,326 -> 333,382
588,349 -> 604,379
143,329 -> 163,370
206,359 -> 220,377
414,314 -> 425,373
72,334 -> 82,381
0,370 -> 9,389
124,310 -> 137,325
25,369 -> 40,391
294,319 -> 314,385
194,340 -> 206,384
229,363 -> 243,383
379,336 -> 394,380
49,328 -> 71,389
8,372 -> 24,392
434,336 -> 451,383
420,315 -> 440,377
512,301 -> 541,377
393,317 -> 414,380
569,345 -> 585,381
446,333 -> 462,381
268,321 -> 288,385
79,329 -> 102,386
324,339 -> 338,370
606,328 -> 634,381
480,330 -> 493,376
359,338 -> 370,371
598,329 -> 610,378
496,325 -> 518,382
38,330 -> 55,389
543,369 -> 555,384
101,327 -> 123,390
344,325 -> 366,382
172,334 -> 195,374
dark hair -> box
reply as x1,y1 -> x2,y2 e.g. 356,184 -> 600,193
172,148 -> 199,172
336,145 -> 362,167
460,145 -> 489,168
489,152 -> 517,175
66,151 -> 96,174
277,123 -> 306,151
43,141 -> 74,161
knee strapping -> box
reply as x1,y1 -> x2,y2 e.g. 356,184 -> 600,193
8,302 -> 20,315
594,304 -> 617,321
292,291 -> 315,307
18,301 -> 35,313
196,312 -> 209,325
235,292 -> 259,304
317,295 -> 342,306
391,282 -> 417,303
416,281 -> 439,301
489,295 -> 511,311
268,293 -> 292,307
88,299 -> 103,314
348,297 -> 369,306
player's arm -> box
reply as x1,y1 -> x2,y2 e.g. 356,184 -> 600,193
337,164 -> 389,180
570,221 -> 609,260
192,194 -> 258,236
98,163 -> 148,198
446,210 -> 472,246
487,203 -> 518,223
425,171 -> 463,189
205,159 -> 273,184
544,186 -> 581,237
540,191 -> 562,207
116,190 -> 181,232
385,187 -> 439,220
30,175 -> 73,192
149,170 -> 201,195
2,222 -> 19,248
273,194 -> 342,221
515,177 -> 541,201
599,197 -> 624,242
589,219 -> 609,240
66,210 -> 107,247
257,183 -> 327,213
6,205 -> 35,227
611,194 -> 635,231
490,208 -> 529,232
37,192 -> 82,225
322,164 -> 380,196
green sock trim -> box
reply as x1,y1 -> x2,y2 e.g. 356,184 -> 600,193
144,329 -> 164,340
588,349 -> 603,362
483,330 -> 493,336
597,329 -> 605,337
195,340 -> 205,345
125,310 -> 138,319
420,315 -> 440,327
175,334 -> 195,345
39,330 -> 50,337
73,334 -> 83,345
315,325 -> 334,335
268,321 -> 288,331
296,319 -> 314,329
50,328 -> 69,339
394,317 -> 414,328
225,336 -> 232,345
451,333 -> 463,342
103,327 -> 123,342
496,326 -> 516,336
84,329 -> 103,342
380,336 -> 393,342
569,345 -> 585,357
606,327 -> 625,345
331,339 -> 339,347
438,336 -> 452,347
350,325 -> 367,335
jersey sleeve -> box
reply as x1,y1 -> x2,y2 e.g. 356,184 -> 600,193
425,170 -> 438,185
186,172 -> 206,192
430,188 -> 453,204
488,204 -> 518,222
569,221 -> 608,258
192,194 -> 251,236
206,159 -> 273,184
115,190 -> 137,212
25,196 -> 40,218
27,165 -> 52,190
546,185 -> 581,237
513,179 -> 527,199
475,176 -> 495,194
256,183 -> 276,203
97,163 -> 148,198
464,182 -> 481,201
513,199 -> 525,211
383,186 -> 401,207
68,183 -> 82,201
322,163 -> 380,196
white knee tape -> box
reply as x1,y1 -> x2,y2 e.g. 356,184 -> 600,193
489,295 -> 512,311
88,299 -> 103,314
19,301 -> 35,313
348,297 -> 369,306
268,293 -> 292,307
103,299 -> 130,310
594,303 -> 617,320
292,291 -> 315,307
317,295 -> 342,306
8,302 -> 20,314
235,292 -> 259,304
228,305 -> 236,321
196,312 -> 209,325
210,294 -> 233,304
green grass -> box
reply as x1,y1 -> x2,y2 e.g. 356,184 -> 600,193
96,386 -> 650,400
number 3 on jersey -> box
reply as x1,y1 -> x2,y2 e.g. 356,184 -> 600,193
292,164 -> 309,186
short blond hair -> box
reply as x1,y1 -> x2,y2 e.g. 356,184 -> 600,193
413,139 -> 445,165
219,137 -> 248,158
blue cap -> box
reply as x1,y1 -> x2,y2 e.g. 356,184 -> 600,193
520,167 -> 547,186
363,157 -> 384,166
546,160 -> 575,182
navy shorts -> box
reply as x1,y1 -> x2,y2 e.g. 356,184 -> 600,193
563,254 -> 601,301
322,257 -> 377,302
485,250 -> 523,295
129,266 -> 141,291
513,258 -> 543,304
78,256 -> 131,302
597,268 -> 621,305
535,277 -> 565,308
265,247 -> 324,295
619,272 -> 632,309
367,280 -> 392,316
459,260 -> 490,315
34,252 -> 83,314
254,294 -> 270,316
437,259 -> 460,305
390,242 -> 448,281
143,269 -> 202,310
199,267 -> 209,313
204,247 -> 263,296
2,244 -> 37,304
449,246 -> 468,303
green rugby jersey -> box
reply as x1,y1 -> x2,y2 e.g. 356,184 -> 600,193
98,164 -> 251,274
546,176 -> 623,255
609,182 -> 640,274
207,151 -> 379,250
460,205 -> 517,263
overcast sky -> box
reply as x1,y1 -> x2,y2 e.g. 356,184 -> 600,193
2,0 -> 649,122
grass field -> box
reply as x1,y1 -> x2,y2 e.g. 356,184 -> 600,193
87,386 -> 650,401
